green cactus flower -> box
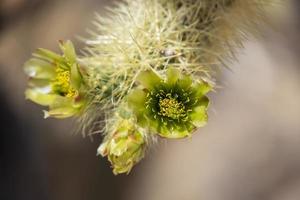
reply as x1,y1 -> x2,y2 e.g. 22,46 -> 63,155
24,40 -> 86,118
128,67 -> 211,138
97,117 -> 147,175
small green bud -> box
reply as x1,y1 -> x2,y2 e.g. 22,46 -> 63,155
98,118 -> 146,175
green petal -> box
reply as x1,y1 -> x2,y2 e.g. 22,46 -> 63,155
196,96 -> 209,107
195,81 -> 212,98
60,40 -> 76,65
28,79 -> 51,89
48,95 -> 84,110
34,48 -> 64,63
178,74 -> 192,89
25,89 -> 57,106
136,69 -> 161,89
166,67 -> 180,85
24,58 -> 55,79
28,79 -> 52,94
44,106 -> 79,119
190,105 -> 208,127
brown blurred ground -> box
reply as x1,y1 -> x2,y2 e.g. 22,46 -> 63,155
0,1 -> 299,200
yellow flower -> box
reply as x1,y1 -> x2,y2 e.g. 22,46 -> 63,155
24,40 -> 86,118
128,67 -> 211,138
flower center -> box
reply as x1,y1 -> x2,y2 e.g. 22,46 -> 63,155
159,97 -> 186,120
52,68 -> 77,98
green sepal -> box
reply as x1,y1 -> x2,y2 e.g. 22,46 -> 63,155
70,63 -> 82,90
127,89 -> 148,127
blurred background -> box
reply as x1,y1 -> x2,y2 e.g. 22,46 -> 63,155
0,0 -> 299,200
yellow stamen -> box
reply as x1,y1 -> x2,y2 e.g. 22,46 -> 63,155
159,97 -> 186,119
52,68 -> 78,98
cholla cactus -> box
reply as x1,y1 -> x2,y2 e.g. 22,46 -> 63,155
24,0 -> 282,174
